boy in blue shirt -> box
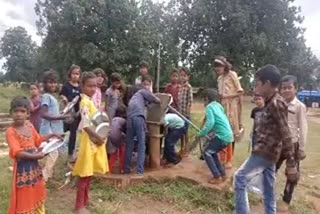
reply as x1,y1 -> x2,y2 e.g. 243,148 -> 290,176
197,89 -> 233,184
163,113 -> 185,165
124,75 -> 160,175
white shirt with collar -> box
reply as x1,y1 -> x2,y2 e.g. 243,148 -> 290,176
287,97 -> 308,152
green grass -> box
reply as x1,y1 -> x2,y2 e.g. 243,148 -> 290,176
0,95 -> 320,213
0,87 -> 28,113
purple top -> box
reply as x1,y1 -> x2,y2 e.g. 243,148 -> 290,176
127,89 -> 160,119
105,87 -> 119,121
29,96 -> 41,132
107,117 -> 126,154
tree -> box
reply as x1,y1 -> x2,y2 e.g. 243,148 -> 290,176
0,26 -> 38,82
34,0 -> 180,84
166,0 -> 320,88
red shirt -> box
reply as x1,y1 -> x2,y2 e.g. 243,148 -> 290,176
164,83 -> 180,109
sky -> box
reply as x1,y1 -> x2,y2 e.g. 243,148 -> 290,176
0,0 -> 319,55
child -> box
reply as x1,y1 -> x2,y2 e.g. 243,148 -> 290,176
39,69 -> 69,181
60,64 -> 81,162
124,75 -> 160,174
277,75 -> 308,212
197,89 -> 233,184
92,68 -> 107,110
177,67 -> 193,156
214,56 -> 244,169
29,83 -> 41,132
164,68 -> 180,110
105,72 -> 123,121
72,72 -> 108,213
6,96 -> 61,214
107,105 -> 127,172
163,113 -> 185,165
135,61 -> 153,92
250,94 -> 264,150
234,65 -> 298,214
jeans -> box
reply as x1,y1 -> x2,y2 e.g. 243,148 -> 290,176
164,127 -> 185,164
234,154 -> 276,214
203,137 -> 228,178
124,116 -> 146,174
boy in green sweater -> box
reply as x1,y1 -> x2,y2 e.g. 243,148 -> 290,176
197,89 -> 233,184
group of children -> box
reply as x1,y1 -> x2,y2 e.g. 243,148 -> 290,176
235,66 -> 307,214
6,59 -> 307,214
6,62 -> 194,214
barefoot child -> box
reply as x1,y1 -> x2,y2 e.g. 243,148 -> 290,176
197,89 -> 233,184
105,72 -> 123,121
277,75 -> 308,212
162,113 -> 185,165
164,68 -> 180,110
29,83 -> 41,132
214,56 -> 244,169
107,105 -> 127,172
6,96 -> 62,214
60,64 -> 81,162
40,70 -> 70,181
234,65 -> 298,214
178,67 -> 193,156
92,68 -> 107,110
124,75 -> 160,174
72,72 -> 108,213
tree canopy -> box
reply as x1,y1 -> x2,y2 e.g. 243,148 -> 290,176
0,0 -> 319,88
0,26 -> 38,82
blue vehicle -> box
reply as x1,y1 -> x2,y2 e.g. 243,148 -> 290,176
297,90 -> 320,107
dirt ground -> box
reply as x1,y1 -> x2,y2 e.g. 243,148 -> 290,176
1,99 -> 320,214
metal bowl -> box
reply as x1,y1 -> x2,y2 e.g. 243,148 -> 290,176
92,112 -> 109,126
95,122 -> 110,139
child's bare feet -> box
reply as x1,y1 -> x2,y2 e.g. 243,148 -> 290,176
225,162 -> 232,169
208,177 -> 223,184
75,207 -> 90,214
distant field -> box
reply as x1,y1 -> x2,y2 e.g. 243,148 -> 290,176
0,86 -> 28,113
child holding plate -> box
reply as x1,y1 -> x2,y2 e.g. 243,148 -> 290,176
6,96 -> 62,214
72,72 -> 108,214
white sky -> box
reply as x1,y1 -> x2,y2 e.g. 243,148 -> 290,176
0,0 -> 319,69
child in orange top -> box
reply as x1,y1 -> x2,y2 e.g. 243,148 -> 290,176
6,96 -> 62,214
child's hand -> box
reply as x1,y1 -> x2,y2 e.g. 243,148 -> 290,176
34,152 -> 46,159
60,95 -> 68,105
90,136 -> 105,146
46,133 -> 64,141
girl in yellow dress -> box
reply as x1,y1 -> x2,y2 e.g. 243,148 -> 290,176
72,72 -> 108,214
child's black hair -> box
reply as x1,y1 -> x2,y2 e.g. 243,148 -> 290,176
42,69 -> 59,92
139,61 -> 149,69
180,67 -> 190,76
10,96 -> 31,113
141,74 -> 153,83
30,83 -> 40,89
203,88 -> 219,103
281,75 -> 298,89
42,69 -> 59,84
170,68 -> 179,76
255,64 -> 281,87
114,104 -> 127,118
81,71 -> 96,86
93,68 -> 106,77
67,64 -> 81,78
110,72 -> 122,83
